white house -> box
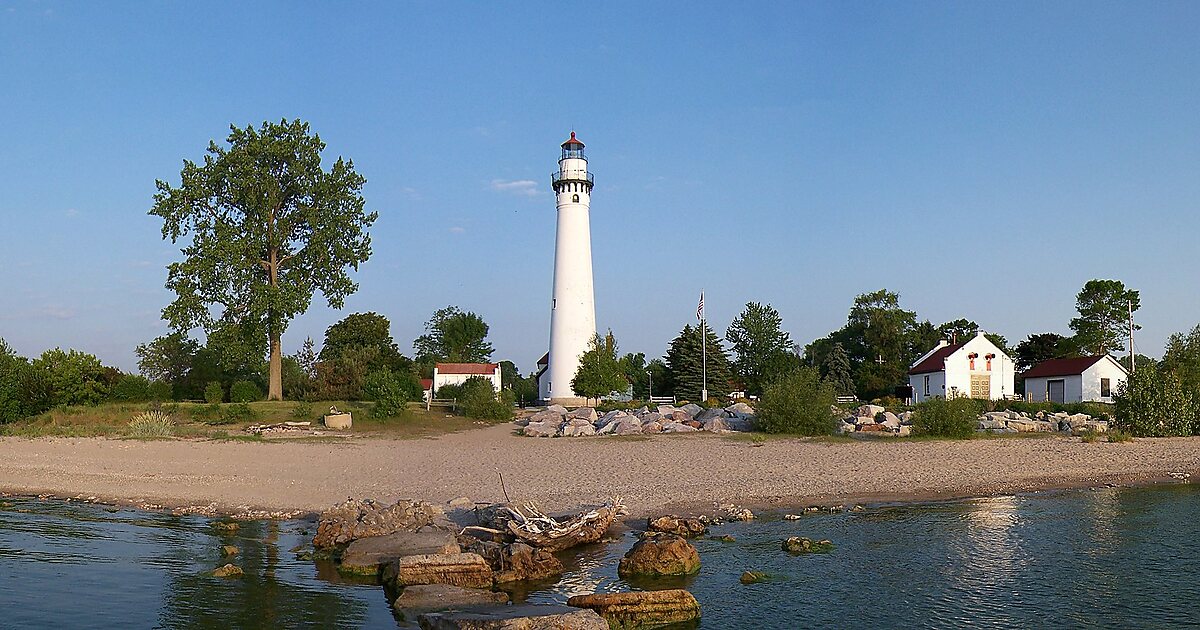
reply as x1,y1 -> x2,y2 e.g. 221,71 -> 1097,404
432,363 -> 502,396
908,332 -> 1016,403
1022,355 -> 1128,404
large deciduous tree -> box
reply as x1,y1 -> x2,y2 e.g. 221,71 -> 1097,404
725,302 -> 796,396
320,312 -> 410,374
413,306 -> 494,374
1069,279 -> 1140,356
135,332 -> 201,395
571,331 -> 627,403
1163,324 -> 1200,392
151,119 -> 376,400
1013,333 -> 1076,372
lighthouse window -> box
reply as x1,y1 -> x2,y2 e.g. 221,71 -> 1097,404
572,194 -> 579,202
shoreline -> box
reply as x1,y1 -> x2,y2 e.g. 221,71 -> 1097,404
1,426 -> 1197,520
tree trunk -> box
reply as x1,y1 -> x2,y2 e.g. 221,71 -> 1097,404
269,333 -> 283,401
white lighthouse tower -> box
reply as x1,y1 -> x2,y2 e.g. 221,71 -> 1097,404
538,131 -> 596,404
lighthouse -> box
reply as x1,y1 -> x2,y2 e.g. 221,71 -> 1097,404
538,131 -> 596,404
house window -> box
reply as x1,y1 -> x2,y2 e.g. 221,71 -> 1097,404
1101,378 -> 1111,397
923,375 -> 930,396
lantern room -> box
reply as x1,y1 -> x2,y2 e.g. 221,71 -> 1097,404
561,131 -> 586,161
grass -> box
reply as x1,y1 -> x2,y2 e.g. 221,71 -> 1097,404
0,400 -> 497,441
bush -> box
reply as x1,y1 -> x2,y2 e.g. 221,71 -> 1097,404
190,402 -> 222,421
911,397 -> 982,439
215,402 -> 259,425
1,342 -> 53,423
291,401 -> 314,420
364,370 -> 409,419
34,348 -> 109,407
1113,368 -> 1197,437
127,409 -> 175,438
755,368 -> 837,435
229,380 -> 263,403
110,374 -> 152,402
204,381 -> 225,404
459,377 -> 514,422
1107,429 -> 1133,443
148,380 -> 173,401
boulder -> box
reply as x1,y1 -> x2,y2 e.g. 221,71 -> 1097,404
392,584 -> 509,620
558,422 -> 597,437
740,571 -> 768,584
596,410 -> 623,428
314,498 -> 449,549
640,421 -> 663,434
617,534 -> 700,577
702,416 -> 730,432
640,412 -> 663,425
858,423 -> 887,433
670,410 -> 693,423
385,553 -> 494,589
899,411 -> 913,423
646,515 -> 708,538
977,418 -> 1006,430
695,408 -> 727,423
1005,419 -> 1039,433
523,421 -> 561,438
545,404 -> 569,415
1085,420 -> 1109,434
679,403 -> 703,418
526,410 -> 564,425
340,530 -> 461,576
725,416 -> 754,432
855,404 -> 884,418
656,405 -> 678,416
661,422 -> 698,433
566,407 -> 598,423
879,413 -> 901,430
853,415 -> 878,425
781,537 -> 834,554
1033,420 -> 1056,433
494,543 -> 564,584
211,563 -> 242,577
596,420 -> 619,435
418,604 -> 607,630
612,419 -> 644,436
725,402 -> 755,416
897,425 -> 912,437
220,545 -> 239,556
837,421 -> 856,434
567,590 -> 701,628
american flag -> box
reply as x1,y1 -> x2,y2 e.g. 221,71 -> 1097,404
696,291 -> 704,322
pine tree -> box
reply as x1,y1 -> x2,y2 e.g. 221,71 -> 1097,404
822,342 -> 855,396
665,323 -> 733,402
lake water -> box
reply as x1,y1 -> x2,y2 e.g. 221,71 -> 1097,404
2,484 -> 1199,628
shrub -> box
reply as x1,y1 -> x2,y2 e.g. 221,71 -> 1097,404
190,402 -> 222,421
459,377 -> 514,422
755,367 -> 837,435
110,374 -> 152,401
215,402 -> 259,425
0,341 -> 53,423
204,381 -> 225,404
1107,429 -> 1133,443
229,380 -> 263,403
911,397 -> 982,439
127,410 -> 175,438
148,380 -> 173,401
291,401 -> 314,420
33,348 -> 109,407
1113,368 -> 1197,437
364,370 -> 409,419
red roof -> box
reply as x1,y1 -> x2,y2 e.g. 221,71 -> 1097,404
435,363 -> 499,375
908,343 -> 964,375
420,379 -> 433,390
561,131 -> 584,147
537,352 -> 549,366
1023,356 -> 1114,378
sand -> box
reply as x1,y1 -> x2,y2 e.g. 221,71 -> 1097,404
1,427 -> 1197,518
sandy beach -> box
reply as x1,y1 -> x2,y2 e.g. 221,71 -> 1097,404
1,426 -> 1197,518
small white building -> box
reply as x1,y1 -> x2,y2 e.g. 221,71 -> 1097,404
1022,355 -> 1128,404
432,363 -> 502,396
908,332 -> 1016,403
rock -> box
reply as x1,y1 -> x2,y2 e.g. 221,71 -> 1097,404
212,563 -> 243,578
858,423 -> 887,432
392,584 -> 509,620
523,421 -> 561,438
655,405 -> 678,416
899,411 -> 913,423
324,412 -> 353,429
526,410 -> 564,425
977,418 -> 1006,430
558,422 -> 597,437
837,421 -> 856,434
670,410 -> 693,423
695,408 -> 726,423
725,402 -> 755,416
596,410 -> 623,427
855,404 -> 884,418
220,545 -> 239,556
617,534 -> 700,577
725,416 -> 755,431
879,413 -> 901,430
725,506 -> 755,521
612,419 -> 643,436
898,425 -> 912,437
640,421 -> 663,434
212,521 -> 240,532
853,414 -> 878,425
783,514 -> 802,521
566,407 -> 598,423
495,543 -> 563,583
740,571 -> 768,584
781,537 -> 834,554
647,515 -> 708,538
418,604 -> 607,630
714,534 -> 736,542
1005,419 -> 1039,433
384,553 -> 494,589
545,404 -> 569,415
595,420 -> 619,435
1085,420 -> 1109,434
567,590 -> 701,628
661,422 -> 698,433
679,403 -> 703,418
1032,420 -> 1055,432
448,497 -> 474,509
701,416 -> 729,432
313,498 -> 449,549
340,530 -> 462,576
640,412 -> 663,425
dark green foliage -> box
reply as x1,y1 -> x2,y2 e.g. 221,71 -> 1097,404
0,340 -> 53,423
937,319 -> 978,343
665,323 -> 733,402
725,302 -> 797,397
310,346 -> 380,401
230,380 -> 263,403
1014,333 -> 1077,372
1070,279 -> 1140,356
216,402 -> 259,425
135,332 -> 201,397
644,358 -> 670,400
363,369 -> 413,419
413,306 -> 494,374
319,312 -> 411,374
754,367 -> 837,435
1162,324 -> 1200,393
110,374 -> 153,401
291,401 -> 314,420
911,397 -> 982,438
458,377 -> 514,421
34,348 -> 109,407
151,119 -> 377,400
147,380 -> 173,402
820,343 -> 855,396
1113,367 -> 1197,437
204,381 -> 225,404
572,331 -> 627,401
190,403 -> 223,422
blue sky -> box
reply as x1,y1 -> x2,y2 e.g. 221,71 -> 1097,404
1,1 -> 1197,372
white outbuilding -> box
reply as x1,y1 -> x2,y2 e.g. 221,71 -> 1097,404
908,332 -> 1016,403
1022,355 -> 1128,404
432,363 -> 502,396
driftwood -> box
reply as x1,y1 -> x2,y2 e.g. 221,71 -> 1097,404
499,497 -> 625,552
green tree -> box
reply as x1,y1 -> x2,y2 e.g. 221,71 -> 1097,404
572,331 -> 627,402
1013,333 -> 1076,372
665,323 -> 733,402
617,352 -> 649,399
499,360 -> 521,390
135,332 -> 201,396
725,302 -> 796,396
844,289 -> 918,398
151,119 -> 376,401
644,358 -> 670,400
1162,324 -> 1200,392
821,342 -> 855,396
413,306 -> 494,373
34,348 -> 109,407
937,319 -> 978,344
319,312 -> 410,373
755,367 -> 837,435
1069,279 -> 1140,356
0,340 -> 53,423
1113,367 -> 1197,437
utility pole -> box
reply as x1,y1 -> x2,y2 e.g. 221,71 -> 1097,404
1128,299 -> 1136,373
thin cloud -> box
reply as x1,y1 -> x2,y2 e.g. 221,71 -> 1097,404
449,226 -> 466,234
39,306 -> 76,320
490,179 -> 541,197
65,208 -> 79,217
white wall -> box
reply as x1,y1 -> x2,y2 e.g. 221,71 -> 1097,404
911,333 -> 1015,402
1024,375 -> 1083,403
433,370 -> 501,395
1082,357 -> 1128,403
546,154 -> 596,403
910,371 -> 946,403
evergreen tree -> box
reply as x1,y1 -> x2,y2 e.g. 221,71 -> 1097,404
821,342 -> 855,396
1070,279 -> 1140,355
571,331 -> 626,403
665,323 -> 733,402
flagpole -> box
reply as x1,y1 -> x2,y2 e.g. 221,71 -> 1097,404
701,290 -> 708,402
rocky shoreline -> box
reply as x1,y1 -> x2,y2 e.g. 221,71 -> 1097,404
517,402 -> 757,437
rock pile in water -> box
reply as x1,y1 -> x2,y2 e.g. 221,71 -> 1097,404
312,498 -> 451,549
518,402 -> 756,437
